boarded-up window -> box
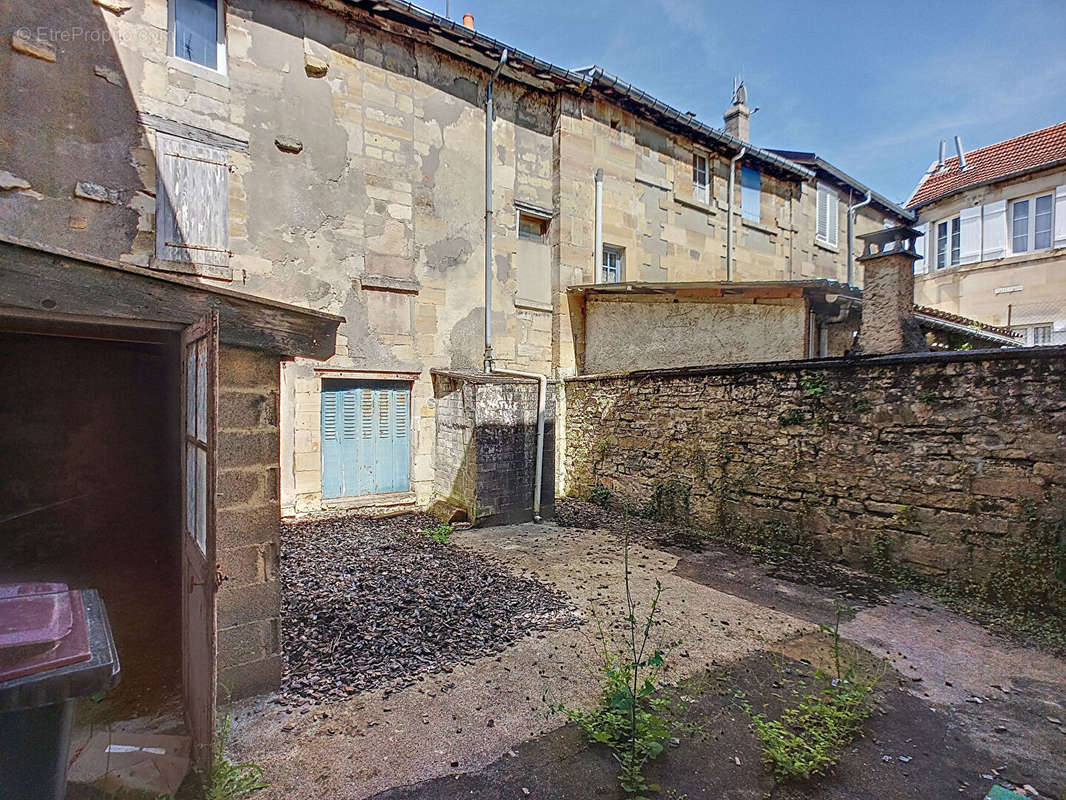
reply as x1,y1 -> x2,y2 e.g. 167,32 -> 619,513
516,212 -> 551,307
156,132 -> 229,268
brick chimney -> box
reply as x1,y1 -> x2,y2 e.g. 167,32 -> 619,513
856,226 -> 925,355
723,80 -> 750,141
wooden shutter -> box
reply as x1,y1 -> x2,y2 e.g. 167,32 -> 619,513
816,188 -> 828,241
156,132 -> 230,267
982,200 -> 1007,260
1054,185 -> 1066,249
959,206 -> 982,264
913,222 -> 929,273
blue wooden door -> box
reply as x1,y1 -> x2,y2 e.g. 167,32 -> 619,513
321,380 -> 410,499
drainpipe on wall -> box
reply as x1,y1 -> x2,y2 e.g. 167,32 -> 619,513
594,168 -> 604,282
725,146 -> 747,281
846,190 -> 872,286
483,48 -> 508,371
481,48 -> 547,523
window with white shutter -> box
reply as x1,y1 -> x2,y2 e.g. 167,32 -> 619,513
816,185 -> 839,247
1009,191 -> 1055,254
155,132 -> 230,272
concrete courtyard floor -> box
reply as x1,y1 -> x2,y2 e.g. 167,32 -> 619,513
227,520 -> 1066,800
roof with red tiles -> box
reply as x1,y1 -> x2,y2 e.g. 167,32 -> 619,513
906,121 -> 1066,209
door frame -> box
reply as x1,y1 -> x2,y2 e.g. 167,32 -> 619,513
180,311 -> 219,767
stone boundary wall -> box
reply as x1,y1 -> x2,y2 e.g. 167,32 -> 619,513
564,347 -> 1066,582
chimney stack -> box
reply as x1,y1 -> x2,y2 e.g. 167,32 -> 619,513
462,12 -> 475,29
937,139 -> 946,171
856,226 -> 926,355
723,78 -> 750,142
954,135 -> 968,170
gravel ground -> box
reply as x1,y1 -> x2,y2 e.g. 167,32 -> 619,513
279,512 -> 577,705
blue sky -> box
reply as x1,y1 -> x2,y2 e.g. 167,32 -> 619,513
434,0 -> 1066,205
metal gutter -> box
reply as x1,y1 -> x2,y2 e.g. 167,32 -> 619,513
770,150 -> 914,220
913,312 -> 1020,347
344,2 -> 812,180
576,67 -> 814,179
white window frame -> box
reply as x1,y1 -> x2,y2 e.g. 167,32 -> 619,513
1011,324 -> 1054,347
933,215 -> 961,270
168,0 -> 227,76
815,184 -> 839,247
601,245 -> 623,284
1009,191 -> 1054,255
692,152 -> 709,204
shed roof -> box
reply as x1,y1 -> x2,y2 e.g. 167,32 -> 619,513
906,121 -> 1066,209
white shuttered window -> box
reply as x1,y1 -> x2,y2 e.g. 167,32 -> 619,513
156,132 -> 230,269
816,185 -> 839,247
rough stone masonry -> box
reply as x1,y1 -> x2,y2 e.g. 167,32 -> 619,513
564,347 -> 1066,584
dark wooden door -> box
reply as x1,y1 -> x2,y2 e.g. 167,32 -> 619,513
181,311 -> 218,766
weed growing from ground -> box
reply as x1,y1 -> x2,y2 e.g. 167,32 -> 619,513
420,523 -> 452,543
203,715 -> 266,800
549,527 -> 682,799
588,485 -> 612,507
746,604 -> 879,782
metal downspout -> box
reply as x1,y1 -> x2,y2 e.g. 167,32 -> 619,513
481,49 -> 546,523
847,190 -> 872,286
484,49 -> 508,371
594,168 -> 604,281
726,147 -> 747,280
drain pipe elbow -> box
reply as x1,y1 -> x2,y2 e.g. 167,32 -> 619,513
726,146 -> 747,281
847,190 -> 872,286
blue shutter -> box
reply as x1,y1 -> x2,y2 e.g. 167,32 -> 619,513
321,381 -> 410,499
741,167 -> 761,222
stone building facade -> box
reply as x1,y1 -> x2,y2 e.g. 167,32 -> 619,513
1,0 -> 918,521
908,124 -> 1066,345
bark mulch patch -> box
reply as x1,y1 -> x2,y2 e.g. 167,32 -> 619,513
278,512 -> 577,706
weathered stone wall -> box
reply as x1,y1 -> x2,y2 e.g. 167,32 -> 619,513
216,345 -> 282,701
565,348 -> 1066,581
583,297 -> 807,373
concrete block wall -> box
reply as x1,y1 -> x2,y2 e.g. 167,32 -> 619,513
432,372 -> 555,524
215,345 -> 282,701
565,348 -> 1066,584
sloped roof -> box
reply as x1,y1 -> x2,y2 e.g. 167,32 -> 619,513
907,121 -> 1066,209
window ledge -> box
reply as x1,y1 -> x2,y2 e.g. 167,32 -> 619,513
814,239 -> 840,254
149,256 -> 232,281
916,246 -> 1066,278
359,274 -> 421,294
515,297 -> 553,313
741,218 -> 777,236
672,193 -> 717,216
167,55 -> 230,88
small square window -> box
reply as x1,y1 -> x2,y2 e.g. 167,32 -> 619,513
170,0 -> 226,73
601,246 -> 623,283
518,214 -> 548,241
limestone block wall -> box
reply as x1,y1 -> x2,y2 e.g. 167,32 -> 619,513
216,345 -> 282,701
565,348 -> 1066,583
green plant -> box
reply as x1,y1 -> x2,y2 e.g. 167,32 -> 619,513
747,605 -> 878,782
550,528 -> 680,799
777,409 -> 804,426
589,485 -> 612,508
850,396 -> 872,413
799,375 -> 827,398
421,523 -> 452,543
642,479 -> 690,525
916,390 -> 936,404
204,716 -> 267,800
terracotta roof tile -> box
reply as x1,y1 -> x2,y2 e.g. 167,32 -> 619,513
906,121 -> 1066,208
